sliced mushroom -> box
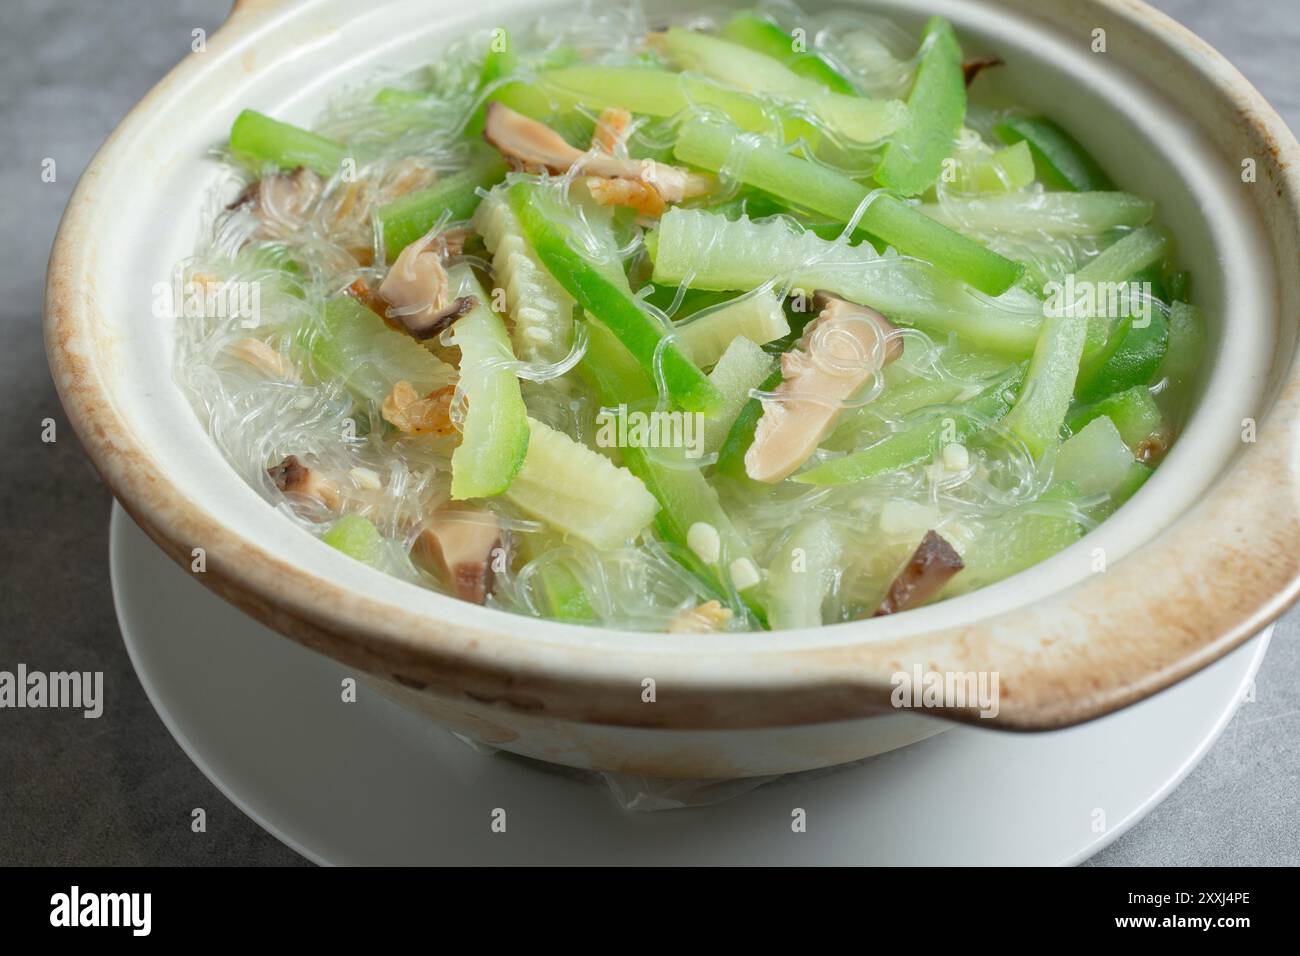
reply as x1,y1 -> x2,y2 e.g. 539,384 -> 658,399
667,600 -> 734,634
873,530 -> 964,616
378,228 -> 477,339
744,291 -> 902,483
411,505 -> 503,605
482,103 -> 712,204
268,455 -> 341,510
483,102 -> 582,173
962,55 -> 1004,87
230,167 -> 324,237
382,380 -> 459,436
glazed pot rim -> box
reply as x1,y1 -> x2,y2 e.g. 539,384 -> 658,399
44,0 -> 1300,732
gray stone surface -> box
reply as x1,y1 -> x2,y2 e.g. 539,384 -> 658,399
0,0 -> 1295,866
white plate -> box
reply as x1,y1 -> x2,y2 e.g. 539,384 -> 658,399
111,505 -> 1270,866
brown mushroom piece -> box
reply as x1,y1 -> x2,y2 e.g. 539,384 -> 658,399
403,295 -> 476,341
411,505 -> 503,605
268,454 -> 341,510
482,102 -> 713,204
744,291 -> 903,483
962,55 -> 1004,87
377,229 -> 477,339
873,530 -> 964,616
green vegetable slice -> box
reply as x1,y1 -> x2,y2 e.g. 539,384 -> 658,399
480,27 -> 517,85
703,337 -> 775,457
1067,385 -> 1163,450
576,319 -> 767,625
661,27 -> 908,144
825,350 -> 1012,450
376,147 -> 507,258
767,519 -> 844,629
673,116 -> 1023,295
503,417 -> 658,551
322,514 -> 386,567
447,266 -> 530,500
1100,461 -> 1153,516
1003,307 -> 1089,459
950,141 -> 1035,194
463,28 -> 520,136
516,66 -> 820,149
649,207 -> 1042,356
1075,310 -> 1168,404
994,115 -> 1115,192
673,291 -> 789,368
1070,226 -> 1171,402
229,109 -> 347,177
301,296 -> 455,408
531,558 -> 598,623
1159,301 -> 1204,388
715,364 -> 786,480
1053,416 -> 1135,495
874,16 -> 966,197
920,192 -> 1154,237
720,11 -> 858,94
507,180 -> 721,415
944,485 -> 1082,595
792,369 -> 1023,485
1076,225 -> 1168,285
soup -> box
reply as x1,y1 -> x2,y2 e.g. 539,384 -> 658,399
173,3 -> 1202,632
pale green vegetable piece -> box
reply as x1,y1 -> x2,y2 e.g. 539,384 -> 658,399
874,16 -> 965,196
825,350 -> 1012,449
1160,301 -> 1205,388
1003,310 -> 1088,459
703,336 -> 775,456
945,491 -> 1082,595
951,141 -> 1035,194
661,27 -> 909,144
673,291 -> 789,368
1054,416 -> 1135,495
473,189 -> 576,364
920,192 -> 1155,238
767,518 -> 844,629
1067,386 -> 1163,450
649,208 -> 1044,357
322,514 -> 386,567
447,266 -> 530,500
302,296 -> 455,408
503,418 -> 659,551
